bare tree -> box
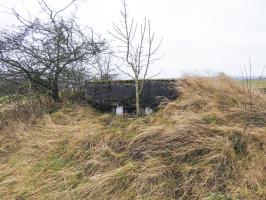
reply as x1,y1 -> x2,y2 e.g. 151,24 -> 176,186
110,0 -> 162,116
92,53 -> 118,80
59,63 -> 92,91
241,59 -> 265,134
0,0 -> 107,101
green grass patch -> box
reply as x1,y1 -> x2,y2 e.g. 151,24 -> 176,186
126,131 -> 137,139
202,113 -> 223,125
205,193 -> 232,200
33,155 -> 74,172
239,79 -> 266,89
0,95 -> 9,105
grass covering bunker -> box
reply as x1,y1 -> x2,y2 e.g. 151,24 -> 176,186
0,75 -> 265,199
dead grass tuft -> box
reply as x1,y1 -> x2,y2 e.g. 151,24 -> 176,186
0,95 -> 56,162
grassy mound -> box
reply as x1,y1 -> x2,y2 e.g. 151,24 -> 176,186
78,76 -> 266,200
129,76 -> 266,199
0,75 -> 265,200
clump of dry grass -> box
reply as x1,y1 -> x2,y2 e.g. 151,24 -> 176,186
0,95 -> 55,161
0,95 -> 55,130
163,75 -> 266,124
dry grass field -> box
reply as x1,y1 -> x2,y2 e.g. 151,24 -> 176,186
0,75 -> 265,200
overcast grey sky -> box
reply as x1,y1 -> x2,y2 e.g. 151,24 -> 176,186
0,0 -> 265,78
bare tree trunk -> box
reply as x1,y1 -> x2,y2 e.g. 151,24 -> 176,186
51,83 -> 60,101
51,71 -> 60,101
135,80 -> 141,116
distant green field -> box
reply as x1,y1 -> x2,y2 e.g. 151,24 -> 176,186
252,79 -> 266,88
239,79 -> 266,89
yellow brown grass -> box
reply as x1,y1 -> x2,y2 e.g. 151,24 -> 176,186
0,95 -> 55,162
78,75 -> 266,199
0,75 -> 265,199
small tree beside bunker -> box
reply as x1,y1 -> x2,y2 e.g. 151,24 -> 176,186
110,0 -> 163,116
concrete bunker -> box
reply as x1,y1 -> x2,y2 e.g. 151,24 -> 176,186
85,79 -> 178,115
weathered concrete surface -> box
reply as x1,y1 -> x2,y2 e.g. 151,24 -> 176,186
85,80 -> 178,112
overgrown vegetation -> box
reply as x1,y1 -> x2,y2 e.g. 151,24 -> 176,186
0,0 -> 107,101
0,75 -> 265,199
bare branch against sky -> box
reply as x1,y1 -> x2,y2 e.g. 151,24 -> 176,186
0,0 -> 266,78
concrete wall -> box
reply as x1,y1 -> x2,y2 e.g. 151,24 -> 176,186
85,80 -> 178,112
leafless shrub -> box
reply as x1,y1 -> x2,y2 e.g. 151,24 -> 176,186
241,59 -> 265,134
0,0 -> 107,101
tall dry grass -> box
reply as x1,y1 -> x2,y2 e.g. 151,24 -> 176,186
0,95 -> 56,129
77,75 -> 266,200
0,75 -> 265,199
0,95 -> 56,161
